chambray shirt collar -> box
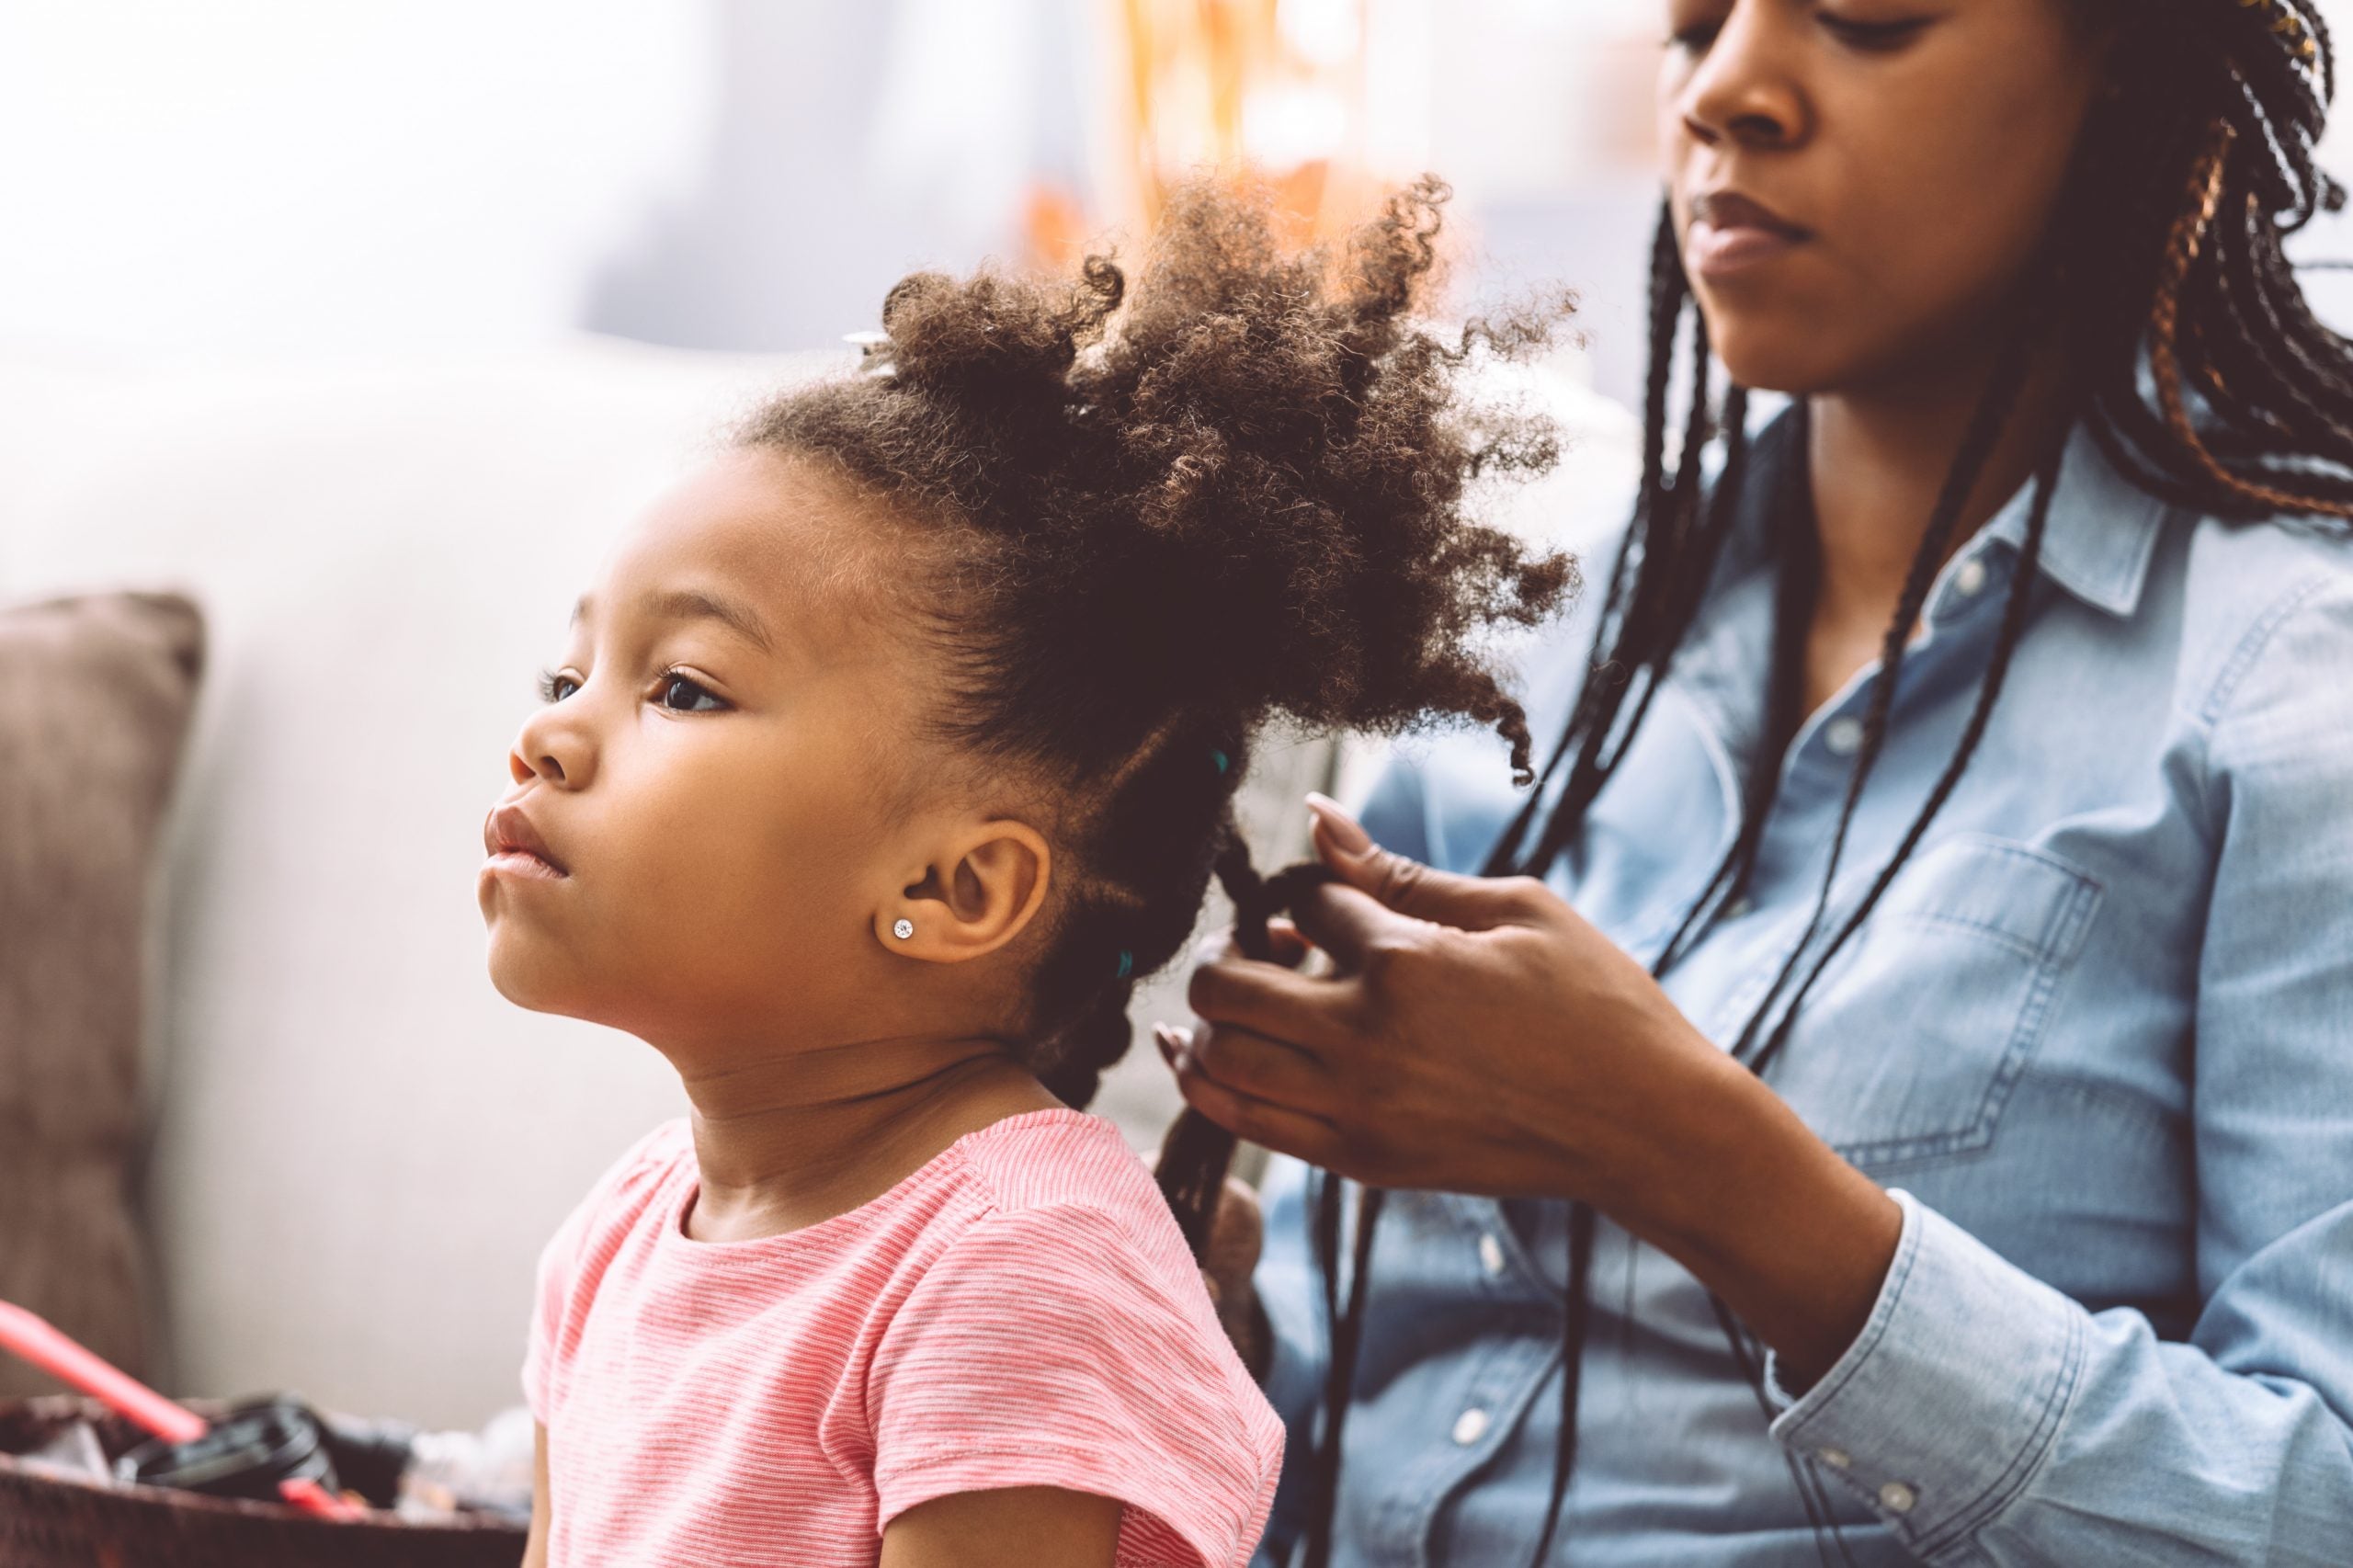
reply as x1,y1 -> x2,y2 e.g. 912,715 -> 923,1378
1659,412 -> 2171,772
1980,422 -> 2170,619
1709,408 -> 2173,625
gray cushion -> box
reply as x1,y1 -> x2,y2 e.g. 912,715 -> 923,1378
0,591 -> 202,1394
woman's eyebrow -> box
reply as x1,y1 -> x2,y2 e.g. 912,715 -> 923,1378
569,589 -> 777,653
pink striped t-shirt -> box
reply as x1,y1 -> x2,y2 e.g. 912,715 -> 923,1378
522,1109 -> 1283,1567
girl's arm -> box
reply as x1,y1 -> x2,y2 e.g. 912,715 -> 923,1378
881,1486 -> 1121,1567
521,1420 -> 550,1568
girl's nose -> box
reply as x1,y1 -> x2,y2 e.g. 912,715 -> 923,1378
510,702 -> 594,790
509,747 -> 563,785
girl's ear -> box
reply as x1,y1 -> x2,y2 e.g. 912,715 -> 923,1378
881,819 -> 1052,963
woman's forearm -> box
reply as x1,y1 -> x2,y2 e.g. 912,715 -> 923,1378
1596,1043 -> 1902,1390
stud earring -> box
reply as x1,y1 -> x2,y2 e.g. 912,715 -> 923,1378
892,917 -> 915,940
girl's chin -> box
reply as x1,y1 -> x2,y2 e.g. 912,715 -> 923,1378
483,932 -> 588,1017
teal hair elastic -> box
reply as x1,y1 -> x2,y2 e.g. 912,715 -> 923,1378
1115,949 -> 1135,979
1209,748 -> 1230,776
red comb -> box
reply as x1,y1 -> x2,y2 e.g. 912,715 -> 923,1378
0,1299 -> 207,1445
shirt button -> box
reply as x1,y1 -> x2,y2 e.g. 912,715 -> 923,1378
1824,717 -> 1865,756
1953,557 -> 1988,597
1451,1407 -> 1491,1446
1879,1481 -> 1918,1515
1477,1233 -> 1506,1278
1723,895 -> 1753,920
1816,1448 -> 1851,1470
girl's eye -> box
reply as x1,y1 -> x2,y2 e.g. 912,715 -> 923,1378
1819,13 -> 1930,51
656,672 -> 727,713
1668,19 -> 1722,51
538,669 -> 581,703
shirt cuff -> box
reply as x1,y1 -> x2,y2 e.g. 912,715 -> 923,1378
1764,1189 -> 2089,1562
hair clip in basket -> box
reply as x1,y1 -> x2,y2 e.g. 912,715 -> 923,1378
843,330 -> 898,381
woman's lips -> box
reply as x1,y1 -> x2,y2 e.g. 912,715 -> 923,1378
1685,190 -> 1812,281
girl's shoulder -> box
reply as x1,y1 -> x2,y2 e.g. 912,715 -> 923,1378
946,1106 -> 1158,1216
577,1117 -> 696,1223
532,1119 -> 693,1286
928,1108 -> 1216,1290
907,1106 -> 1253,1381
871,1110 -> 1282,1567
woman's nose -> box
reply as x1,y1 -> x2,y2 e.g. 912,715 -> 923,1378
1677,3 -> 1809,152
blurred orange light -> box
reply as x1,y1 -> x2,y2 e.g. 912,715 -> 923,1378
1029,0 -> 1400,268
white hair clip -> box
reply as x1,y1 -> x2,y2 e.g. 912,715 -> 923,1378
844,330 -> 897,381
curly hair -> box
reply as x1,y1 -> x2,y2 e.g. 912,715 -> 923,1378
737,176 -> 1576,1250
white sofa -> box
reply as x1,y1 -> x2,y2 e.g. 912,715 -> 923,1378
0,335 -> 1634,1431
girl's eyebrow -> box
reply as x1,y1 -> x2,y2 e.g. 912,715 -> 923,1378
570,589 -> 777,654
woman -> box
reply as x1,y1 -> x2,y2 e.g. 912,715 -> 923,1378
1159,1 -> 2353,1563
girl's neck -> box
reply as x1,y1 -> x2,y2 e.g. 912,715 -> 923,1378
674,1035 -> 1061,1242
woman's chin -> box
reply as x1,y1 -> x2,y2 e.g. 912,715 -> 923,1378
1689,306 -> 1863,401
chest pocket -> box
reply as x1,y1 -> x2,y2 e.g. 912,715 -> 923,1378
1767,835 -> 2104,1171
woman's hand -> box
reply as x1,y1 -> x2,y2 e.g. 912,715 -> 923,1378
1160,793 -> 1732,1213
1159,792 -> 1904,1387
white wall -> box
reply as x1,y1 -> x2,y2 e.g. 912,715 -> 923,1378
12,2 -> 2342,392
0,0 -> 713,354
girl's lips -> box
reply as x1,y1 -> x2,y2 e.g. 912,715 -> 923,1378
483,801 -> 570,877
483,848 -> 567,881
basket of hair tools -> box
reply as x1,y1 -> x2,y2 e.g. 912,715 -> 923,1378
0,1299 -> 526,1568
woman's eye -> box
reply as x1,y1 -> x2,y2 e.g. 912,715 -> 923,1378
1819,13 -> 1929,51
538,670 -> 581,703
656,673 -> 727,713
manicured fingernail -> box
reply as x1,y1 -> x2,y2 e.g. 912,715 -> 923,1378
1153,1024 -> 1182,1062
1305,791 -> 1371,854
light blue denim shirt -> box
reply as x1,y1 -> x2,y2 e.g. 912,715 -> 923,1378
1252,409 -> 2353,1566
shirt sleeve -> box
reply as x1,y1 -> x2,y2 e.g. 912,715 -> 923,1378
1764,574 -> 2353,1567
870,1202 -> 1283,1568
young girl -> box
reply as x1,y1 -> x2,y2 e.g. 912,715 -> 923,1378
481,179 -> 1574,1568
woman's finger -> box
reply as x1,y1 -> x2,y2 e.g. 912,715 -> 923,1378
1306,791 -> 1545,931
1185,949 -> 1356,1048
1260,916 -> 1313,966
1165,1017 -> 1340,1111
1282,876 -> 1417,972
1197,916 -> 1314,971
1156,1027 -> 1345,1167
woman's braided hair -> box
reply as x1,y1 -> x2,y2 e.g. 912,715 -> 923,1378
1300,6 -> 2353,1567
740,176 -> 1576,1253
